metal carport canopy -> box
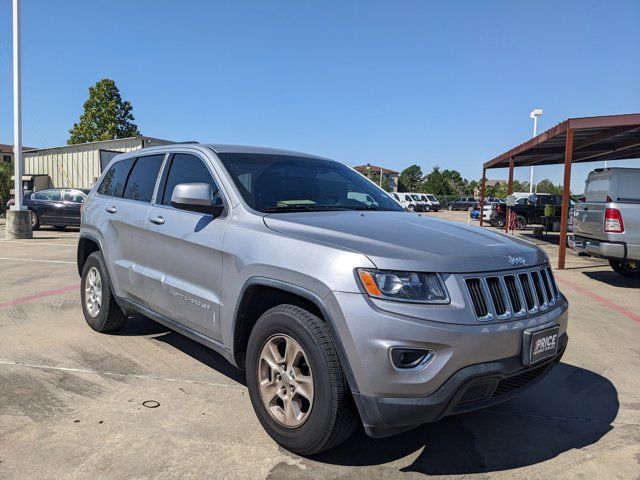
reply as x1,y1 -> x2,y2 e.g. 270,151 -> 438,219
480,113 -> 640,269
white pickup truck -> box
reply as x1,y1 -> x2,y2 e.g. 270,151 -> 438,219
570,168 -> 640,277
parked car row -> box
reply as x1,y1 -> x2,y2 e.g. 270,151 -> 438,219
391,192 -> 440,211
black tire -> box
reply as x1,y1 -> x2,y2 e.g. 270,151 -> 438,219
80,251 -> 127,332
407,204 -> 415,211
30,210 -> 40,230
516,215 -> 527,230
53,225 -> 67,231
246,304 -> 358,455
609,260 -> 640,278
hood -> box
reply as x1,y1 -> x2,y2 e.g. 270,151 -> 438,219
263,211 -> 546,273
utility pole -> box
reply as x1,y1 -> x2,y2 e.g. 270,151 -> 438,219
6,0 -> 32,239
529,108 -> 542,193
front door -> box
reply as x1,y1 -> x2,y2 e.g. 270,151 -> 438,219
62,189 -> 86,226
143,152 -> 227,340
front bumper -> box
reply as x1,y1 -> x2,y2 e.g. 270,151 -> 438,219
324,289 -> 569,438
354,337 -> 566,437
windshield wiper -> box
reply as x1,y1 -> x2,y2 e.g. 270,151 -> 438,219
261,204 -> 334,213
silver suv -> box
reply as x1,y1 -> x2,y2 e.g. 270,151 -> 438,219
78,144 -> 569,454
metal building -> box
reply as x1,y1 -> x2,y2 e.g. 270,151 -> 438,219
23,136 -> 173,189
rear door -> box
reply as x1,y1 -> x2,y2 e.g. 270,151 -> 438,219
143,152 -> 227,340
97,154 -> 165,304
32,189 -> 64,223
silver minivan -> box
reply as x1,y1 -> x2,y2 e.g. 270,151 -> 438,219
78,144 -> 569,454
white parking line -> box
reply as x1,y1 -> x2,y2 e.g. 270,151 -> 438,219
1,240 -> 76,247
0,360 -> 243,389
0,257 -> 75,264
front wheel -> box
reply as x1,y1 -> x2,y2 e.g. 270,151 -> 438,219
609,260 -> 640,278
246,305 -> 357,455
81,251 -> 127,332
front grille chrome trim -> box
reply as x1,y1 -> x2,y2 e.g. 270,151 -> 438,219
464,265 -> 560,322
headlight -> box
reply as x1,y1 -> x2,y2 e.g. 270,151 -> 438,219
357,269 -> 449,304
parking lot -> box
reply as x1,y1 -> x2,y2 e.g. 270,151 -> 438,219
1,213 -> 639,480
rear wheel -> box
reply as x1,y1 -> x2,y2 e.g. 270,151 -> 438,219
515,215 -> 527,229
609,260 -> 640,278
30,210 -> 40,230
81,251 -> 127,332
246,304 -> 357,455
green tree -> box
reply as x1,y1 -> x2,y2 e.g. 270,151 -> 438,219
422,166 -> 454,195
68,79 -> 141,144
0,161 -> 14,214
398,165 -> 423,192
535,178 -> 563,195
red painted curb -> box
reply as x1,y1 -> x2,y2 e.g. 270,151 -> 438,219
556,276 -> 640,325
0,284 -> 79,309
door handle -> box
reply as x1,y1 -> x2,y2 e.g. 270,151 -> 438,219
149,216 -> 165,225
105,206 -> 117,213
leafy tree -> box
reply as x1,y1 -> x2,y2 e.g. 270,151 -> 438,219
422,166 -> 454,195
0,161 -> 14,214
68,79 -> 141,144
535,178 -> 564,195
398,165 -> 423,192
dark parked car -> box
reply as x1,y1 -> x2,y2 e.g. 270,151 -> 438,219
447,197 -> 478,211
6,188 -> 89,230
490,194 -> 566,229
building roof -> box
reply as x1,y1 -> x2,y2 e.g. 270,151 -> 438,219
0,144 -> 37,154
23,136 -> 173,154
353,164 -> 399,174
484,113 -> 640,169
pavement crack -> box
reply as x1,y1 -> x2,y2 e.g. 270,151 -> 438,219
484,408 -> 612,424
0,359 -> 243,389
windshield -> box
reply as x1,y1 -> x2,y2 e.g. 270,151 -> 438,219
411,195 -> 422,201
217,153 -> 404,213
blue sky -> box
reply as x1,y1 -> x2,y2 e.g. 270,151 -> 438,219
0,0 -> 639,191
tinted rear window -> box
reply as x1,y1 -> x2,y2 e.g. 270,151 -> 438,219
98,158 -> 134,197
123,154 -> 165,203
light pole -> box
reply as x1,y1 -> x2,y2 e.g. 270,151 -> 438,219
6,0 -> 32,239
529,108 -> 542,193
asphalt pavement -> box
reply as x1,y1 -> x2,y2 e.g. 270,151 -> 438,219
1,213 -> 639,480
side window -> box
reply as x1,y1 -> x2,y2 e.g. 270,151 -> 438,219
64,190 -> 86,203
123,154 -> 165,203
98,158 -> 134,197
161,153 -> 223,207
33,189 -> 62,201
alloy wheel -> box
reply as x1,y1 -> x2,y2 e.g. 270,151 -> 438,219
257,334 -> 314,428
84,266 -> 102,318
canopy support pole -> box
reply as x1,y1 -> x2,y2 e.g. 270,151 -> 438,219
505,156 -> 514,233
558,129 -> 574,270
479,168 -> 486,226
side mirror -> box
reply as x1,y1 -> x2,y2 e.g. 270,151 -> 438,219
171,183 -> 224,216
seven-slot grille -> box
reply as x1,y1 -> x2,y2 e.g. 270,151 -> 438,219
464,266 -> 560,321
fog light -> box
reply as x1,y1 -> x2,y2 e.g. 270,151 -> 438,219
390,348 -> 434,370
